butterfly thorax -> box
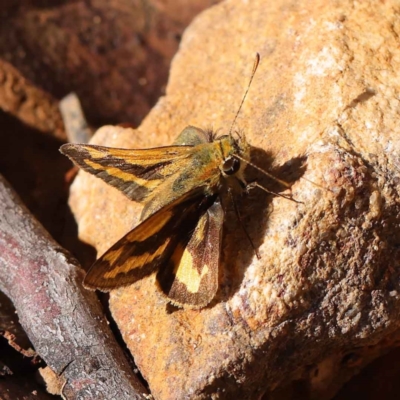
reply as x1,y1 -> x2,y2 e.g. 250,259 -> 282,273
140,129 -> 250,219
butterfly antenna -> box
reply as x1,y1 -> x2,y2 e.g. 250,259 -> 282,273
228,53 -> 260,139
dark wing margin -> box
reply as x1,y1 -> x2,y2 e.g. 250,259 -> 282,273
156,200 -> 223,308
60,143 -> 192,202
83,187 -> 217,292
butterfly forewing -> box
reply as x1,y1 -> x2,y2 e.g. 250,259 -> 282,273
83,187 -> 217,292
60,143 -> 194,202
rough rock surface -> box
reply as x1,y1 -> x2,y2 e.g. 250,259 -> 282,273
68,0 -> 400,399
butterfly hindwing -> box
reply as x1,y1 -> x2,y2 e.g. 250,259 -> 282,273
156,200 -> 223,308
173,126 -> 212,146
83,187 -> 217,294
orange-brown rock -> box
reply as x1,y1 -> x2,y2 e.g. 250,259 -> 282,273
68,0 -> 400,399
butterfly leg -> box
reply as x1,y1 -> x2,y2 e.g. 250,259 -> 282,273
246,181 -> 303,204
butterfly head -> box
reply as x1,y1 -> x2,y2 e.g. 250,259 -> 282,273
218,134 -> 250,189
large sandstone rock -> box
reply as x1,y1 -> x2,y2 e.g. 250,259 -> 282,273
68,0 -> 400,398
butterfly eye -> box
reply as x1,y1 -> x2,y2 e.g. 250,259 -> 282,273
222,157 -> 240,175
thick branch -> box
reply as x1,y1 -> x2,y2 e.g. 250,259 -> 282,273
0,175 -> 148,399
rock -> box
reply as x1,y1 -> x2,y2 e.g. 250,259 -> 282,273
67,0 -> 400,399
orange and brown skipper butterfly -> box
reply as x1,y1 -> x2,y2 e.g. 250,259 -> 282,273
60,54 -> 289,308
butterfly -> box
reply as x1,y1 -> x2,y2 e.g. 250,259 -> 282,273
60,54 -> 289,308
